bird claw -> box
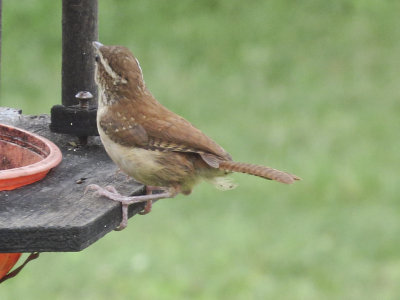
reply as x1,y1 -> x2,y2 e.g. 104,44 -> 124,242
114,204 -> 129,231
139,200 -> 153,215
84,184 -> 100,195
104,185 -> 120,194
85,184 -> 177,230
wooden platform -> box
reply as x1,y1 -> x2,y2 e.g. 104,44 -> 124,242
0,108 -> 146,252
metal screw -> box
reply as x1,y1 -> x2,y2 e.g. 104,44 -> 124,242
75,91 -> 93,109
75,91 -> 93,145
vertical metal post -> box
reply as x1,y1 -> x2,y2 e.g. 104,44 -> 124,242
50,0 -> 99,138
62,0 -> 98,107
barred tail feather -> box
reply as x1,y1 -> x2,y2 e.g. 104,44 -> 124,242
219,161 -> 300,184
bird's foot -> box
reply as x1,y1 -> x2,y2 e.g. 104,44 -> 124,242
138,186 -> 167,215
85,184 -> 177,230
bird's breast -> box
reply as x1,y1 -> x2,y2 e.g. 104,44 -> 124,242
96,121 -> 162,184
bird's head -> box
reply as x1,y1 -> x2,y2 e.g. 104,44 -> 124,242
93,42 -> 146,105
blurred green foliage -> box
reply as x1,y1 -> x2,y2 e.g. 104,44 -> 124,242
1,0 -> 400,299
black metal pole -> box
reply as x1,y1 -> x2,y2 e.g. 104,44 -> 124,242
50,0 -> 99,139
62,0 -> 98,107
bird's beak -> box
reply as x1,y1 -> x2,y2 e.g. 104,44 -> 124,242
92,41 -> 103,50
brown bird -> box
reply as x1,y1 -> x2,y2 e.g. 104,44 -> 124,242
86,42 -> 300,230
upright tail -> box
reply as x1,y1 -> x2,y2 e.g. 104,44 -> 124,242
218,161 -> 300,184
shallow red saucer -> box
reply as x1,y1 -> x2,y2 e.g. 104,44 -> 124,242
0,123 -> 62,191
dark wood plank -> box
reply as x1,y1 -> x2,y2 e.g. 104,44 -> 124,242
0,108 -> 146,252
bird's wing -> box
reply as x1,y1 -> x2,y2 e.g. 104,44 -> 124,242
139,99 -> 232,162
99,98 -> 232,167
99,111 -> 149,147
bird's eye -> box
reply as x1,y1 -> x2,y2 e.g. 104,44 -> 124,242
95,55 -> 100,62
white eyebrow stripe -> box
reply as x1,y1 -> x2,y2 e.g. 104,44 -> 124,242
99,53 -> 127,84
135,58 -> 144,81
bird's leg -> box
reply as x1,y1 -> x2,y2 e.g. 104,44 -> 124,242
104,185 -> 164,215
85,184 -> 178,230
138,186 -> 166,215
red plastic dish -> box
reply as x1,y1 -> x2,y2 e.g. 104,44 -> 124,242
0,123 -> 62,191
0,123 -> 62,280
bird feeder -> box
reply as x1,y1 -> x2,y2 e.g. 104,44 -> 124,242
0,0 -> 146,257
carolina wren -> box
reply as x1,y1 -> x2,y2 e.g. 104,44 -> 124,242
87,41 -> 300,230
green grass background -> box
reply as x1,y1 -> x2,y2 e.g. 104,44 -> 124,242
1,0 -> 400,299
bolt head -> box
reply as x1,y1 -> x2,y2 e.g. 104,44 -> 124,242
75,91 -> 93,99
